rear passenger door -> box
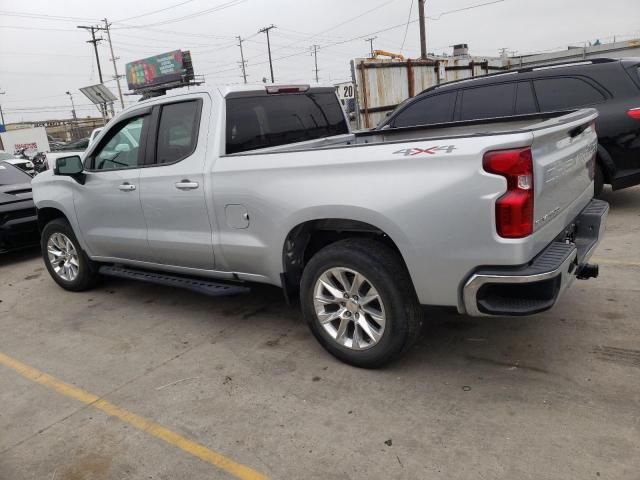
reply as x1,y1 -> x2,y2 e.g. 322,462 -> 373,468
138,96 -> 215,270
458,83 -> 516,121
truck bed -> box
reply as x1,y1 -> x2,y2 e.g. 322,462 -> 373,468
230,110 -> 579,155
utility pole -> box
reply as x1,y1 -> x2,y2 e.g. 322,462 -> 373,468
365,37 -> 377,58
0,89 -> 5,126
237,36 -> 248,84
101,19 -> 125,109
77,25 -> 110,118
418,0 -> 427,59
258,25 -> 276,83
311,45 -> 320,83
78,26 -> 104,83
66,91 -> 78,140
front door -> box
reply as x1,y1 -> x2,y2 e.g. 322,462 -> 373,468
139,97 -> 215,270
74,114 -> 152,261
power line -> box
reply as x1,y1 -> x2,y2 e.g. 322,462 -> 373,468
115,0 -> 199,23
0,25 -> 84,32
262,0 -> 399,58
204,0 -> 508,78
0,9 -> 98,22
112,0 -> 246,29
427,0 -> 505,20
1,51 -> 92,58
400,0 -> 415,51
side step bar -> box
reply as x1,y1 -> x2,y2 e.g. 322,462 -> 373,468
99,265 -> 250,297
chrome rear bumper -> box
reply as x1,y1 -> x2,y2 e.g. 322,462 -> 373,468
462,199 -> 609,317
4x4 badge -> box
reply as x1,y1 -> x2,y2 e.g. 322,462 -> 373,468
393,145 -> 457,156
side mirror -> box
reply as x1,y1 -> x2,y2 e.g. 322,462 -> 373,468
54,155 -> 85,184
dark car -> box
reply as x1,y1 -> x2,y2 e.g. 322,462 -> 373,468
378,58 -> 640,194
0,161 -> 39,253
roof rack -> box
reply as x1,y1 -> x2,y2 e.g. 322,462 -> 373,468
423,57 -> 619,94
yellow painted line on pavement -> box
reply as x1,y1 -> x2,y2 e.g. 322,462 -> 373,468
0,351 -> 269,480
591,257 -> 640,268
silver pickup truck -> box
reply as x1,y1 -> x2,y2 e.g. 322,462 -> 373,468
32,84 -> 608,367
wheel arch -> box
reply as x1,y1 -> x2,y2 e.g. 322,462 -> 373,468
36,201 -> 90,254
280,216 -> 414,302
37,206 -> 68,233
596,143 -> 616,182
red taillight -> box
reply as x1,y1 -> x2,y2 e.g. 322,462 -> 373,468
627,108 -> 640,120
483,147 -> 534,238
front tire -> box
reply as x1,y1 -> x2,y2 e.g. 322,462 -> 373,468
300,238 -> 423,368
41,218 -> 98,291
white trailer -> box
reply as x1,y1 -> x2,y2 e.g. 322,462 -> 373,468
0,127 -> 50,154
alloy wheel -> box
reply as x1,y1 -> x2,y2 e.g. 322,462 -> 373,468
47,232 -> 80,282
313,267 -> 386,350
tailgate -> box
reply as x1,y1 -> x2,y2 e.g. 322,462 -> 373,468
530,108 -> 598,232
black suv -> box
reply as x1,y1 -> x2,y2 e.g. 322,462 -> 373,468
379,58 -> 640,194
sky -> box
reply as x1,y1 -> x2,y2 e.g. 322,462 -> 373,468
1,0 -> 639,123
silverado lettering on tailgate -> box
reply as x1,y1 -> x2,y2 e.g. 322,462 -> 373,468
393,145 -> 457,156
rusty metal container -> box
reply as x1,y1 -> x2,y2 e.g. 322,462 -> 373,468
351,55 -> 505,129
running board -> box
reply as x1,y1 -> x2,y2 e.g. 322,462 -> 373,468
98,265 -> 250,297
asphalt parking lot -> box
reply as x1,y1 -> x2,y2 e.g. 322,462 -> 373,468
1,187 -> 639,480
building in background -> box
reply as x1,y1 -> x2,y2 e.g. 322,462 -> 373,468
506,38 -> 640,69
6,117 -> 104,143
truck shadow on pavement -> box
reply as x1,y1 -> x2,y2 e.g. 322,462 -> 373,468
0,246 -> 41,268
94,275 -> 574,378
598,185 -> 640,210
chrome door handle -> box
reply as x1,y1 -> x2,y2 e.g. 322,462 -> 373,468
175,180 -> 199,190
119,183 -> 136,191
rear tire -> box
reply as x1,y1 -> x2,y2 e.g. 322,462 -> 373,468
300,238 -> 423,368
41,218 -> 99,292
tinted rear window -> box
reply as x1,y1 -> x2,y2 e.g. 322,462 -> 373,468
226,92 -> 348,154
534,77 -> 606,111
515,82 -> 537,114
391,92 -> 456,127
460,83 -> 515,120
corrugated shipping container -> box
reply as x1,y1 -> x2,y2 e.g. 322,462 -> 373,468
351,56 -> 505,129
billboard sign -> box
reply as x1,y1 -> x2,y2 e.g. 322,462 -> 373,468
126,50 -> 193,91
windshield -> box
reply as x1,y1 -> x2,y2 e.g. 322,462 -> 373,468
0,162 -> 32,185
0,152 -> 16,160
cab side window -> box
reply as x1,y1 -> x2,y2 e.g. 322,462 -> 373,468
391,92 -> 456,128
92,117 -> 146,171
156,101 -> 200,164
